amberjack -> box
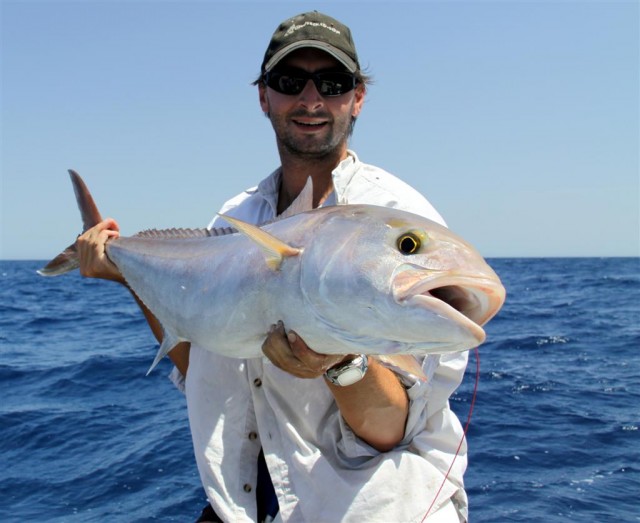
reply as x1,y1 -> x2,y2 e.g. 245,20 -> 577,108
40,171 -> 505,375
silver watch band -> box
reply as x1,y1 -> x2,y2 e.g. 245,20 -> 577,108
324,354 -> 369,387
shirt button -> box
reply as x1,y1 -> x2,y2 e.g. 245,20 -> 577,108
243,483 -> 252,493
248,432 -> 258,441
253,378 -> 262,387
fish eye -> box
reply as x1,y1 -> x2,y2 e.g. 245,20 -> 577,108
397,232 -> 421,255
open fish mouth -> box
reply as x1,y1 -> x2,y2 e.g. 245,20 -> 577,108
393,267 -> 505,344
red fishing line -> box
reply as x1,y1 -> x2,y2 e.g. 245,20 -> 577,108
422,347 -> 480,522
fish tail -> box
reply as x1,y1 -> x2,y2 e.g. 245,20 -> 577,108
38,170 -> 103,277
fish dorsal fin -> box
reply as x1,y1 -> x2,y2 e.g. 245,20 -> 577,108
277,176 -> 314,220
220,214 -> 301,270
132,227 -> 235,239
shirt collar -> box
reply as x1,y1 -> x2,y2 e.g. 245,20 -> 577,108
256,150 -> 360,212
332,150 -> 359,204
256,166 -> 283,216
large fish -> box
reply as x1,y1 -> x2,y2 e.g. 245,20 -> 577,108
40,171 -> 505,374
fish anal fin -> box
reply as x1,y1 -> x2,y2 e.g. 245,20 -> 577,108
146,330 -> 182,375
220,214 -> 301,271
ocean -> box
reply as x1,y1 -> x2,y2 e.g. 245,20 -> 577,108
1,258 -> 638,522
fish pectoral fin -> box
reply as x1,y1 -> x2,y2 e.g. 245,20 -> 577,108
146,330 -> 181,376
220,214 -> 301,271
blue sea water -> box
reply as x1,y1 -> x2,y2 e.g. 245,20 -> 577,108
1,258 -> 638,522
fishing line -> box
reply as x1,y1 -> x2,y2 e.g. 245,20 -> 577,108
422,347 -> 480,522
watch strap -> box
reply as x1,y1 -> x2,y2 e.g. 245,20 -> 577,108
324,354 -> 369,387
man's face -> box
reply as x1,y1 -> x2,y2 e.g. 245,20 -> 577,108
259,48 -> 365,160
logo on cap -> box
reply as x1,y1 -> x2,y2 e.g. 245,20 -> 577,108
284,21 -> 341,38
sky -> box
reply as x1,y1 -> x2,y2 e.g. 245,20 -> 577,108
1,0 -> 638,259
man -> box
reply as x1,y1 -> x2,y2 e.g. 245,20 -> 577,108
78,11 -> 469,523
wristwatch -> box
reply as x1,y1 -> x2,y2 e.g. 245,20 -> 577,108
324,355 -> 369,387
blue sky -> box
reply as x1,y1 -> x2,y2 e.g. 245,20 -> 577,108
2,0 -> 638,259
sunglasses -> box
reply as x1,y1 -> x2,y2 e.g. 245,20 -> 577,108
264,68 -> 357,97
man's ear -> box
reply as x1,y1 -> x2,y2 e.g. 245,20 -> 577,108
352,84 -> 365,118
259,83 -> 270,114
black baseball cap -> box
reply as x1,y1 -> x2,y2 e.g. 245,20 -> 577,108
261,11 -> 360,74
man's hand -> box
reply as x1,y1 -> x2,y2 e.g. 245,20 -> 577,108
261,320 -> 409,451
262,321 -> 351,379
77,218 -> 124,282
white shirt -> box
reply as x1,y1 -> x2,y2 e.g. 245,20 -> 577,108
179,151 -> 469,522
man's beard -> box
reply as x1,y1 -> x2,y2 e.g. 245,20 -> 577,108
269,109 -> 353,160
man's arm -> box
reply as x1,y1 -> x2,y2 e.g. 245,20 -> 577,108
77,219 -> 190,376
262,322 -> 409,452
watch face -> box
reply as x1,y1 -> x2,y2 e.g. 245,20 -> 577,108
336,367 -> 364,387
325,355 -> 368,386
